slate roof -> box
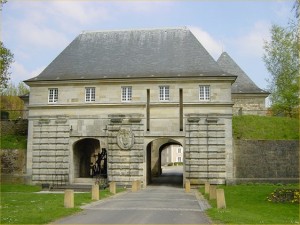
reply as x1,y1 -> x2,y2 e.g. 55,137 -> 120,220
217,52 -> 268,94
26,27 -> 233,82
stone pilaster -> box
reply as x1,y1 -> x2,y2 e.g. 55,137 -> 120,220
107,114 -> 144,186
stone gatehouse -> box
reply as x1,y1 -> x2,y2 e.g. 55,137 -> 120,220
25,27 -> 264,186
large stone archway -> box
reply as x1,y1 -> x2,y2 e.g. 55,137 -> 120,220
146,138 -> 184,186
73,138 -> 100,179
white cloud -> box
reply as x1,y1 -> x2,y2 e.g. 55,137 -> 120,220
16,21 -> 70,49
189,26 -> 223,59
115,2 -> 174,13
11,61 -> 45,84
234,21 -> 271,57
48,1 -> 111,25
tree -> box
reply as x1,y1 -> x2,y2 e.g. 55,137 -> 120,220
0,42 -> 14,90
0,0 -> 14,90
263,23 -> 299,117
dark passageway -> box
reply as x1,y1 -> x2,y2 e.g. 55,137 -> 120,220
150,166 -> 183,187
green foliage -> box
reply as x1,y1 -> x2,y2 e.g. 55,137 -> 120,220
0,42 -> 14,90
1,82 -> 30,96
233,115 -> 299,140
200,184 -> 299,224
0,184 -> 124,224
263,23 -> 299,117
1,135 -> 27,149
267,188 -> 300,203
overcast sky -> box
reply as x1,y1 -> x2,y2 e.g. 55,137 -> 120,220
2,1 -> 295,90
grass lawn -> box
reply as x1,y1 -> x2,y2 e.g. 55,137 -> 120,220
200,184 -> 299,224
233,115 -> 299,140
1,184 -> 124,224
0,135 -> 27,149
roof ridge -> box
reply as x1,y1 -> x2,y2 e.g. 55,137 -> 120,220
80,26 -> 189,34
217,52 -> 268,94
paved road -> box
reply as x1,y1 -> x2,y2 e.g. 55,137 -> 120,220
53,166 -> 211,224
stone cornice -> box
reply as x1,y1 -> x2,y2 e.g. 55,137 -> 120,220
28,102 -> 234,109
25,76 -> 237,86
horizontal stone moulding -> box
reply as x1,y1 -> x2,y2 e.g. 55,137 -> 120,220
187,172 -> 226,179
185,159 -> 225,165
32,163 -> 69,169
33,132 -> 70,138
187,166 -> 226,172
32,156 -> 69,163
186,153 -> 226,159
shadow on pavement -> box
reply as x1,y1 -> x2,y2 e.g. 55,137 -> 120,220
150,166 -> 183,187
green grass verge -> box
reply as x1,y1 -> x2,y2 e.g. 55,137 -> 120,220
200,184 -> 299,224
0,135 -> 27,149
0,184 -> 125,224
233,115 -> 299,140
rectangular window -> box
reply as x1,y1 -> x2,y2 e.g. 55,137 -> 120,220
122,86 -> 132,102
159,86 -> 169,101
199,85 -> 210,101
85,87 -> 95,102
48,88 -> 58,103
177,148 -> 182,154
177,157 -> 182,162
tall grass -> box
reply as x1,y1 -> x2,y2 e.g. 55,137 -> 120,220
233,115 -> 299,140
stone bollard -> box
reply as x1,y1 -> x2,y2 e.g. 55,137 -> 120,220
132,180 -> 138,192
216,189 -> 226,209
109,181 -> 116,194
137,180 -> 142,190
205,181 -> 210,194
209,185 -> 217,200
92,184 -> 99,200
185,179 -> 190,193
64,189 -> 74,208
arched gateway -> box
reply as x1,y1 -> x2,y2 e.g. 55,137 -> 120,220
25,27 -> 236,187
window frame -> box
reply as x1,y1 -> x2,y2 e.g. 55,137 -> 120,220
121,86 -> 132,102
159,85 -> 170,101
199,85 -> 210,101
177,148 -> 182,154
85,87 -> 96,103
48,88 -> 58,103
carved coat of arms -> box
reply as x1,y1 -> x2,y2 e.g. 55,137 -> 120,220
117,128 -> 134,150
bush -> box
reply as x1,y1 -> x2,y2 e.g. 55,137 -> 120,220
267,188 -> 300,203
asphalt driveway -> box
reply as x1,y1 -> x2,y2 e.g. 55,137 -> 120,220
52,185 -> 211,224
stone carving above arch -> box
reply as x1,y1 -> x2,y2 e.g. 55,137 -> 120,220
117,128 -> 135,150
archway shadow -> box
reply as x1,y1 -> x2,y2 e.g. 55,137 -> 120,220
149,166 -> 183,187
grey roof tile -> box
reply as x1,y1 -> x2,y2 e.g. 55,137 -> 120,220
217,52 -> 269,94
26,27 -> 232,82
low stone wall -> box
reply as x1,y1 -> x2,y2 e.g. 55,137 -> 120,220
1,119 -> 28,135
233,140 -> 299,184
0,149 -> 27,184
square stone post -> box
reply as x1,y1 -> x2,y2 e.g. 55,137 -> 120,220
92,184 -> 99,200
64,189 -> 74,208
109,181 -> 116,194
205,182 -> 210,194
185,179 -> 190,193
216,189 -> 226,209
209,185 -> 217,200
132,180 -> 138,192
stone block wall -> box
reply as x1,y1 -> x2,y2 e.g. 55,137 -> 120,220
31,116 -> 70,185
232,95 -> 267,116
185,114 -> 228,185
107,114 -> 144,186
234,140 -> 299,183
